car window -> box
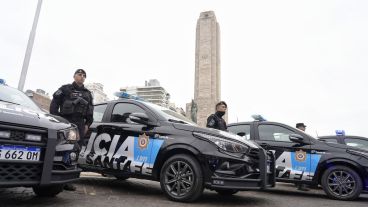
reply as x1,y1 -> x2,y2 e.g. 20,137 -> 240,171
93,104 -> 107,122
111,103 -> 146,123
345,138 -> 368,149
228,125 -> 251,140
321,138 -> 338,144
258,125 -> 294,142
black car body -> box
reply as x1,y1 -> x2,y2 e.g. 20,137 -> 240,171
0,83 -> 81,196
228,121 -> 368,200
78,99 -> 275,202
319,135 -> 368,150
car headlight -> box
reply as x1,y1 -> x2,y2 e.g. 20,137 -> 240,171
193,132 -> 249,153
347,149 -> 368,159
59,127 -> 79,142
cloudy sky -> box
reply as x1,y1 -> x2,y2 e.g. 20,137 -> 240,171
1,0 -> 368,137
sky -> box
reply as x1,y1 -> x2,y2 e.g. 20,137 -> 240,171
1,0 -> 368,137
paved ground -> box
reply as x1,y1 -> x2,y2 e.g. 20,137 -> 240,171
0,173 -> 367,207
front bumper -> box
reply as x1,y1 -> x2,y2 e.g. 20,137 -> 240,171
0,124 -> 81,187
205,149 -> 276,190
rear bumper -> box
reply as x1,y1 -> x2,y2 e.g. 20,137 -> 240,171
206,149 -> 276,190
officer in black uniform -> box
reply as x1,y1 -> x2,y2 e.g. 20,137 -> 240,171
206,101 -> 228,131
50,69 -> 94,191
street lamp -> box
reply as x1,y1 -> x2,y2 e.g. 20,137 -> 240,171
18,0 -> 43,91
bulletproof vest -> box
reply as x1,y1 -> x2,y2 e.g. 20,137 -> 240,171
61,86 -> 90,116
214,115 -> 227,131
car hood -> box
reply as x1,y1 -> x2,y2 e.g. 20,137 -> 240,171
173,123 -> 260,149
0,102 -> 72,130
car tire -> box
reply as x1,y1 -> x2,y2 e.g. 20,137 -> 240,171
321,165 -> 363,200
215,189 -> 239,196
114,175 -> 130,180
160,154 -> 204,202
33,184 -> 64,197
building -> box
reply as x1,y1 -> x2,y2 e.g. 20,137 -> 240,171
120,79 -> 170,107
187,11 -> 222,127
25,89 -> 51,112
85,82 -> 109,104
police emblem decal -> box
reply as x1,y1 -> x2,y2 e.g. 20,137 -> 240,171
295,150 -> 307,162
138,133 -> 149,150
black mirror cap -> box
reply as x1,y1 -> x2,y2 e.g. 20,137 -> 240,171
129,112 -> 158,126
289,133 -> 305,143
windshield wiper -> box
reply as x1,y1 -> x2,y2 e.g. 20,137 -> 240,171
168,119 -> 187,124
0,99 -> 20,105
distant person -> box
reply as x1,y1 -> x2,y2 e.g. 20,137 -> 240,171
295,122 -> 309,191
296,123 -> 306,132
206,101 -> 228,131
50,69 -> 94,191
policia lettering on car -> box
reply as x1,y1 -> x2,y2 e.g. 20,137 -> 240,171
79,132 -> 164,175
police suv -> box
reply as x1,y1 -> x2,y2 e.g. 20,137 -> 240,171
0,80 -> 81,196
228,119 -> 368,200
78,93 -> 275,202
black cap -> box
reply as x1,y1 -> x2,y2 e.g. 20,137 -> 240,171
74,69 -> 86,77
296,123 -> 306,128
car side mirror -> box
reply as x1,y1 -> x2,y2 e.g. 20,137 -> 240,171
289,134 -> 305,144
129,112 -> 156,126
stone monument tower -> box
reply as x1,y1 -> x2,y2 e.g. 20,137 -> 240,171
192,11 -> 221,127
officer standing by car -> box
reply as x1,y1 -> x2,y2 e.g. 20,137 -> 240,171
50,69 -> 94,191
295,122 -> 309,191
206,101 -> 228,131
296,123 -> 306,132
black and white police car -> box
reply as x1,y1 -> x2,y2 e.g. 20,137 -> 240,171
78,93 -> 275,202
0,80 -> 81,196
228,118 -> 368,200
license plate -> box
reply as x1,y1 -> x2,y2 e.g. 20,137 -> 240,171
0,145 -> 41,161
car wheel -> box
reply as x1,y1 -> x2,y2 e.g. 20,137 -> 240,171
215,189 -> 239,196
33,184 -> 64,197
114,175 -> 129,180
160,154 -> 204,202
321,165 -> 363,200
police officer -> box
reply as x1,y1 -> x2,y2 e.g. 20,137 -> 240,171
50,69 -> 93,191
206,101 -> 228,131
296,123 -> 306,132
295,122 -> 309,191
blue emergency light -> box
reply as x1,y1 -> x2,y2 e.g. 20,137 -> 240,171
251,114 -> 267,121
335,130 -> 345,136
0,79 -> 6,85
114,91 -> 145,101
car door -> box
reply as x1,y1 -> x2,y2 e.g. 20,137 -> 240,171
79,102 -> 163,176
254,123 -> 314,182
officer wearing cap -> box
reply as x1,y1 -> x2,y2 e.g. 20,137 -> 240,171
296,123 -> 306,132
206,101 -> 228,131
50,69 -> 93,190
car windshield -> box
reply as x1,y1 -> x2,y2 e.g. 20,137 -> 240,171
142,101 -> 197,125
0,85 -> 41,111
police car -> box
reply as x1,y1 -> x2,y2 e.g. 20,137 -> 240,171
78,93 -> 275,202
228,119 -> 368,200
0,80 -> 81,196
